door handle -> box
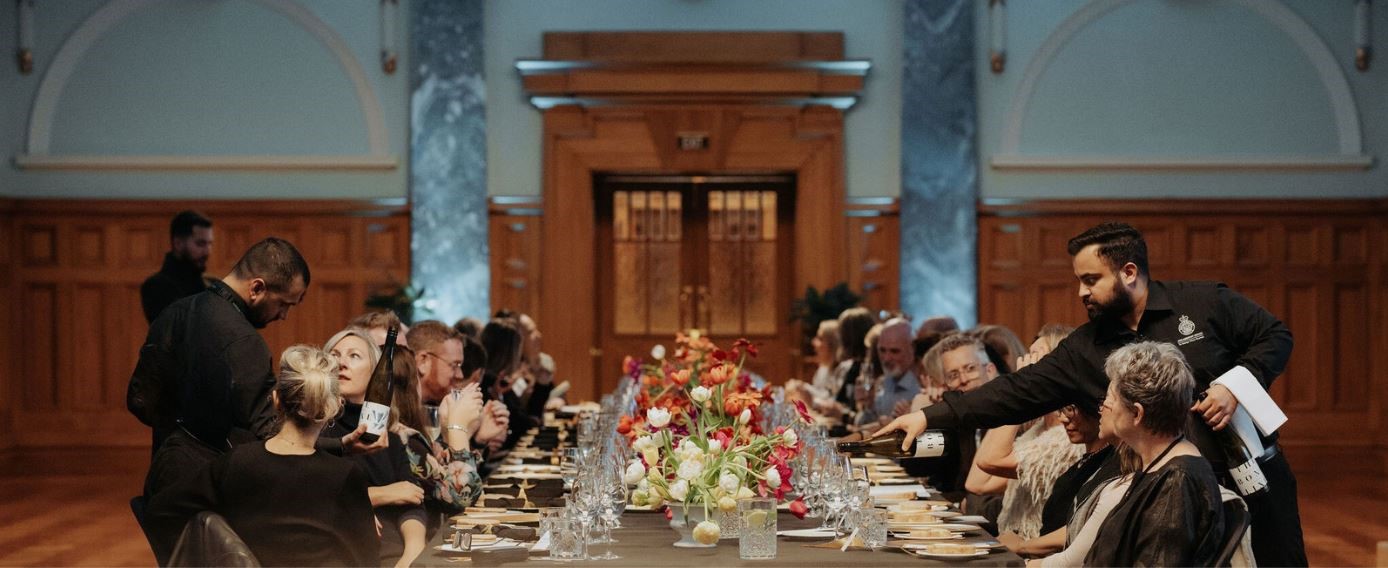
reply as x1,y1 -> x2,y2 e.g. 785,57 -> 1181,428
679,285 -> 694,331
695,285 -> 711,331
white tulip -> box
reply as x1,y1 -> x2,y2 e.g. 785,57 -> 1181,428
647,407 -> 671,428
633,435 -> 655,453
668,479 -> 690,501
625,460 -> 647,485
637,477 -> 650,492
690,386 -> 711,403
738,408 -> 752,424
677,459 -> 705,481
782,428 -> 798,446
765,466 -> 782,488
719,472 -> 740,494
651,344 -> 667,360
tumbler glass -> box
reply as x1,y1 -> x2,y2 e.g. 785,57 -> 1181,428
738,498 -> 777,560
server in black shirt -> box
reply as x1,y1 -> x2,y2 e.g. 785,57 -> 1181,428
877,222 -> 1306,566
140,210 -> 214,324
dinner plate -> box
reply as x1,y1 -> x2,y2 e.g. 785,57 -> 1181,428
777,528 -> 838,539
898,523 -> 983,533
904,545 -> 990,559
433,539 -> 526,553
891,532 -> 963,541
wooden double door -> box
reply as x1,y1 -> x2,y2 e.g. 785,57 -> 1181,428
594,174 -> 798,391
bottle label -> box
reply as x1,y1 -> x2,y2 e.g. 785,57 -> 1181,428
1229,458 -> 1267,496
913,432 -> 946,458
362,401 -> 391,437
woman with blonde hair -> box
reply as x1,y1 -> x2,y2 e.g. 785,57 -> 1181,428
323,327 -> 428,568
147,345 -> 377,566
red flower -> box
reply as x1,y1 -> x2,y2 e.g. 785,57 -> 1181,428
733,338 -> 759,359
665,507 -> 674,521
788,497 -> 809,519
669,369 -> 692,387
702,363 -> 735,387
617,415 -> 633,435
792,400 -> 814,424
723,389 -> 763,416
623,356 -> 641,378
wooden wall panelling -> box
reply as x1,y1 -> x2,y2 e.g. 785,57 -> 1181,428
0,201 -> 13,451
977,200 -> 1388,472
488,199 -> 543,319
3,199 -> 410,449
845,199 -> 900,316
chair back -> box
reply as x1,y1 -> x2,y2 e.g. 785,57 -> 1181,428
167,511 -> 260,568
1207,497 -> 1250,567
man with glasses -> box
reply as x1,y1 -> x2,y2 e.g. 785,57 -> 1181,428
407,321 -> 509,451
929,334 -> 1002,522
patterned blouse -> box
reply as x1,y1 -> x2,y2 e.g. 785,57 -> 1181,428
392,424 -> 483,515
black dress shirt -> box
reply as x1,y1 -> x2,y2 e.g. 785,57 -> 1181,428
924,280 -> 1293,470
141,252 -> 209,323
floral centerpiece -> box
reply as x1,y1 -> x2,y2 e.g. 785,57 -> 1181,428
616,332 -> 812,545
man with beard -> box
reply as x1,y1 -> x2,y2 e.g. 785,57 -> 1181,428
864,318 -> 921,427
130,237 -> 383,506
140,210 -> 214,323
876,221 -> 1306,567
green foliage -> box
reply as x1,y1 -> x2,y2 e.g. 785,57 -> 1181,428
789,283 -> 862,347
365,281 -> 423,325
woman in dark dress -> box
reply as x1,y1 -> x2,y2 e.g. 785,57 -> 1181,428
325,328 -> 429,568
1085,341 -> 1225,566
146,345 -> 378,567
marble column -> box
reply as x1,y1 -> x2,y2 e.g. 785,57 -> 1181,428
901,0 -> 979,327
409,0 -> 488,323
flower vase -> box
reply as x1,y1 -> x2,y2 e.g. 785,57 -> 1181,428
670,506 -> 717,548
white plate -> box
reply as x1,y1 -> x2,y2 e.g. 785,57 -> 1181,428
904,546 -> 990,559
850,457 -> 895,465
434,539 -> 525,553
777,528 -> 837,539
892,532 -> 963,541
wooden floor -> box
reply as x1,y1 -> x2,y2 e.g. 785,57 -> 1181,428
0,448 -> 1382,566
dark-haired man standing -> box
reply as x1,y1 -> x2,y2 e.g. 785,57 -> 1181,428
140,210 -> 214,323
878,221 -> 1306,566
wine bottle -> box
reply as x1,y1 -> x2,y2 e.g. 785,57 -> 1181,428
836,429 -> 952,459
1215,406 -> 1269,497
359,325 -> 398,444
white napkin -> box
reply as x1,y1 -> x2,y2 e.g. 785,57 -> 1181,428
1211,366 -> 1288,436
869,484 -> 930,499
530,532 -> 551,553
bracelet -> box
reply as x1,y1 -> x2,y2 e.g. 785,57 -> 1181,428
446,424 -> 470,436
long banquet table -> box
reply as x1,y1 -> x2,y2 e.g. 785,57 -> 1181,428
418,509 -> 1024,567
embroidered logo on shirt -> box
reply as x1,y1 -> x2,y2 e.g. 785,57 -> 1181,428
1177,315 -> 1205,346
1178,315 -> 1196,336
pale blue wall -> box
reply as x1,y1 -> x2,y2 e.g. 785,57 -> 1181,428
0,0 -> 409,199
975,0 -> 1388,199
483,0 -> 904,198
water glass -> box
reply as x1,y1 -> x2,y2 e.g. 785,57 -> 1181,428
738,498 -> 777,560
538,507 -> 565,539
859,509 -> 889,550
548,518 -> 587,561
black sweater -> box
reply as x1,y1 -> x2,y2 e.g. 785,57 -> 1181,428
145,441 -> 378,567
323,403 -> 428,565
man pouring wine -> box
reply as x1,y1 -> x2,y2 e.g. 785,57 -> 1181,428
873,222 -> 1306,567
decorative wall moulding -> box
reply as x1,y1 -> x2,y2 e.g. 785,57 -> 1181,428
990,154 -> 1374,171
23,0 -> 392,169
13,154 -> 398,171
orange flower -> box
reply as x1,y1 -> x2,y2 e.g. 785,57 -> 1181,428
669,369 -> 692,386
723,389 -> 763,416
702,363 -> 735,386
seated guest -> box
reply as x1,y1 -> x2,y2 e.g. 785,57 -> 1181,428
480,318 -> 533,449
350,310 -> 410,348
851,323 -> 885,428
407,321 -> 508,452
324,328 -> 428,568
1004,402 -> 1122,559
387,343 -> 484,534
146,345 -> 377,567
1083,341 -> 1225,566
453,317 -> 483,340
824,307 -> 875,422
928,334 -> 1002,522
866,318 -> 921,428
786,319 -> 843,407
909,334 -> 951,411
1030,445 -> 1141,567
969,324 -> 1083,539
497,310 -> 562,413
969,323 -> 1027,375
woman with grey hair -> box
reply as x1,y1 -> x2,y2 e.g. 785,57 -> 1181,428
1084,341 -> 1225,566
